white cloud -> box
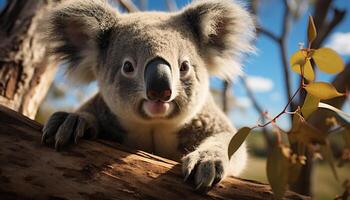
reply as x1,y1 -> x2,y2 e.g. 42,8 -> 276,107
235,97 -> 252,108
326,32 -> 350,55
246,76 -> 274,93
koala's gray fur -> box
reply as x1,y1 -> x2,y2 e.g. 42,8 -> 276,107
41,0 -> 255,191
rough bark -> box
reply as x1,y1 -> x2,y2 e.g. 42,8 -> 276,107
0,0 -> 58,119
0,105 -> 310,200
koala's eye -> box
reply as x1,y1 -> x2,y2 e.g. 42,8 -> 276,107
180,61 -> 191,77
122,61 -> 135,76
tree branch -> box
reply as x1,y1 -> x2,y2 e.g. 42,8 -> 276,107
257,27 -> 279,43
312,7 -> 346,48
240,76 -> 274,149
118,0 -> 139,12
312,0 -> 332,32
222,80 -> 231,114
279,0 -> 294,114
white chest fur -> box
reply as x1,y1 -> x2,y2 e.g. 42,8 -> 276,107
123,122 -> 182,161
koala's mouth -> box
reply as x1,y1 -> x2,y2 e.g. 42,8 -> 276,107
141,100 -> 174,118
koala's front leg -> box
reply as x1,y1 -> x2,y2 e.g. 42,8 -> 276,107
42,111 -> 98,150
182,131 -> 247,191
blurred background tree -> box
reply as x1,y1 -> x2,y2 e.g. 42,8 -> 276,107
0,0 -> 58,119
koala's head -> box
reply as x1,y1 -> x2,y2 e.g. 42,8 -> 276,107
45,0 -> 255,124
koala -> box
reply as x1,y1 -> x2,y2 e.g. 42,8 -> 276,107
41,0 -> 255,191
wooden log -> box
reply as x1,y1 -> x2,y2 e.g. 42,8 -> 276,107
0,105 -> 310,200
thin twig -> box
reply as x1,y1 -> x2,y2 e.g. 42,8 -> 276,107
255,86 -> 301,128
256,27 -> 279,43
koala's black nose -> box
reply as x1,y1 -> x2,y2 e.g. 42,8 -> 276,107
144,58 -> 172,102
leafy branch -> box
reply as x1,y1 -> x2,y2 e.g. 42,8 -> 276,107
229,16 -> 350,200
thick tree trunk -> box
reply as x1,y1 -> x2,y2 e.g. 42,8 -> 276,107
0,105 -> 310,200
0,0 -> 58,119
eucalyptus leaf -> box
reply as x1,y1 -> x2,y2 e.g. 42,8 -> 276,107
305,82 -> 344,100
307,15 -> 317,44
312,48 -> 344,74
267,144 -> 290,200
228,127 -> 251,158
301,94 -> 319,118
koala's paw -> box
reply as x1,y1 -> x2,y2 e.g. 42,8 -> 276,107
41,112 -> 97,151
182,149 -> 229,192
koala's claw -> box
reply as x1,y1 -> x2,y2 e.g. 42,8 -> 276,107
42,112 -> 68,145
42,112 -> 96,151
182,150 -> 228,192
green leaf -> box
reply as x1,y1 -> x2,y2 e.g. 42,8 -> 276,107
312,48 -> 345,74
318,102 -> 350,122
267,144 -> 290,200
301,94 -> 319,119
305,82 -> 344,100
228,127 -> 251,158
307,15 -> 317,44
320,143 -> 339,181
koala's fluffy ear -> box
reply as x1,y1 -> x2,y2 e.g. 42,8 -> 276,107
44,0 -> 117,83
180,0 -> 256,79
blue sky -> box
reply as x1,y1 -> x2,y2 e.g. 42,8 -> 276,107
1,0 -> 349,129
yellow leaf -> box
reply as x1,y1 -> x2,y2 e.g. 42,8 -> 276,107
290,50 -> 305,67
291,59 -> 315,81
301,94 -> 319,118
312,48 -> 344,74
290,50 -> 314,81
305,82 -> 344,100
228,127 -> 251,158
307,15 -> 317,44
267,144 -> 290,200
320,143 -> 339,181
